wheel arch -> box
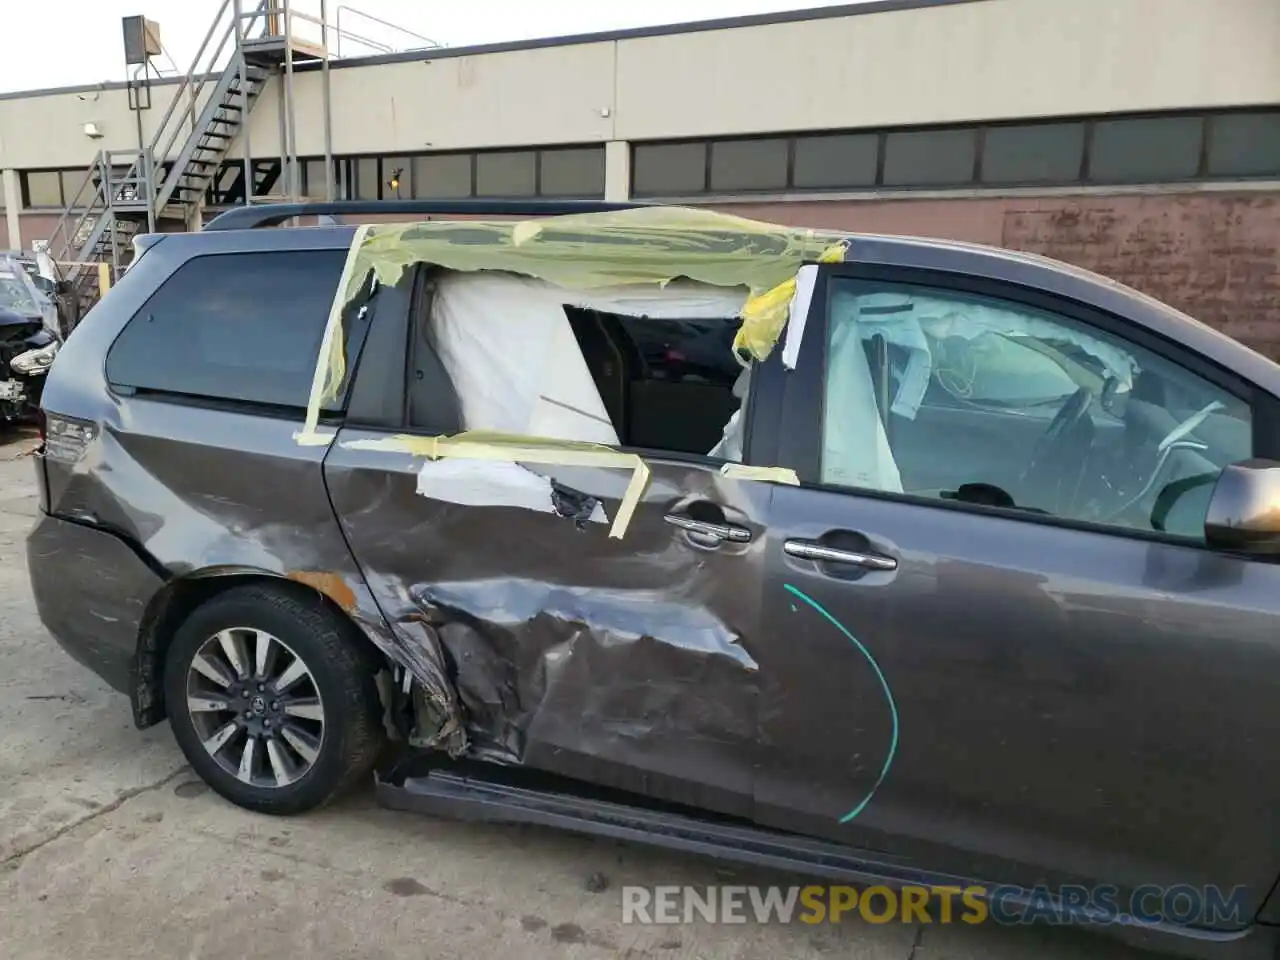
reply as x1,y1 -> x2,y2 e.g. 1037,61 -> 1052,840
132,566 -> 394,730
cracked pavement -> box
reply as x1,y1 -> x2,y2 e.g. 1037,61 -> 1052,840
0,432 -> 1147,959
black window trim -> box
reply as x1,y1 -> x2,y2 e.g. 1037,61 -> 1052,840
103,248 -> 371,420
775,261 -> 1279,554
19,167 -> 79,208
287,143 -> 609,202
627,106 -> 1280,198
337,263 -> 411,430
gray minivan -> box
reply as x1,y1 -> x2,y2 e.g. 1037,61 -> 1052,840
27,200 -> 1280,958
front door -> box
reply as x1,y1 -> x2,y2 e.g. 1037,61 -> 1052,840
753,266 -> 1280,927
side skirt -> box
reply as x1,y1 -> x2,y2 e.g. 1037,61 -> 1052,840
375,755 -> 1274,960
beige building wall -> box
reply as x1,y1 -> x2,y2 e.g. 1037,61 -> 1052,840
613,0 -> 1280,140
0,0 -> 1277,170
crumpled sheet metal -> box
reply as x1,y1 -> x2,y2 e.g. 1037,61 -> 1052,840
322,448 -> 772,796
420,579 -> 759,772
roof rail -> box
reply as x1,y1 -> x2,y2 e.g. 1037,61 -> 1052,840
203,199 -> 647,231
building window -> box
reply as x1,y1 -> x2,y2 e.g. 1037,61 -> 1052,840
709,138 -> 789,192
539,147 -> 605,197
353,157 -> 381,200
632,142 -> 707,196
793,133 -> 878,189
883,128 -> 977,186
302,158 -> 333,199
412,154 -> 473,198
213,163 -> 242,204
1089,116 -> 1203,183
476,150 -> 537,197
22,171 -> 64,207
981,122 -> 1085,185
1208,112 -> 1280,178
60,167 -> 94,208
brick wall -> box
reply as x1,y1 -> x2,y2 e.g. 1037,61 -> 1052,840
721,191 -> 1280,359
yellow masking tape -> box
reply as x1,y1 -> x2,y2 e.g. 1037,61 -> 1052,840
297,224 -> 371,447
342,431 -> 652,539
736,277 -> 797,359
720,463 -> 800,485
818,241 -> 848,264
733,240 -> 848,360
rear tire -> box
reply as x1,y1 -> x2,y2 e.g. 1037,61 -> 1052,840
163,584 -> 384,815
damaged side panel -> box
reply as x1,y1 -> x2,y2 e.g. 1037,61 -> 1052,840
40,399 -> 412,718
323,428 -> 771,818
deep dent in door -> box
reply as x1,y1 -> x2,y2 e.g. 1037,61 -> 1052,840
323,442 -> 770,806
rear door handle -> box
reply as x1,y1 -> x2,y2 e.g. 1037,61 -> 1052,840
784,539 -> 897,571
664,514 -> 753,544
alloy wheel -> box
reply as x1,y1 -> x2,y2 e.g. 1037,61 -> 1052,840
184,627 -> 326,789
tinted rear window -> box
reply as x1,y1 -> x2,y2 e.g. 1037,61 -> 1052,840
105,250 -> 348,410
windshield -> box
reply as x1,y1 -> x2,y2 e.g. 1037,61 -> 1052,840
0,273 -> 38,315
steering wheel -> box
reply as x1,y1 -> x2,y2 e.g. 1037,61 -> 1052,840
1018,387 -> 1094,506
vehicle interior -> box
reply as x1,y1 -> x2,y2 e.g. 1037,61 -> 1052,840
404,269 -> 749,461
845,306 -> 1251,539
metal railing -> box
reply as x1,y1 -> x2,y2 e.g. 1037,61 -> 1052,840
334,5 -> 442,57
46,0 -> 436,272
146,0 -> 269,197
46,0 -> 275,267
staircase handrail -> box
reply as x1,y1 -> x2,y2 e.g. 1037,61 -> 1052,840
46,152 -> 111,264
148,0 -> 270,176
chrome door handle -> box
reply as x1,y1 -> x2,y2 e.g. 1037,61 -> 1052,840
664,514 -> 752,543
784,539 -> 897,571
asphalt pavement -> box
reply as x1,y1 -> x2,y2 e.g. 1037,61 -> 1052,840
0,430 -> 1149,960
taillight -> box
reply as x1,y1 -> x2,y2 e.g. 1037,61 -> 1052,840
42,412 -> 97,464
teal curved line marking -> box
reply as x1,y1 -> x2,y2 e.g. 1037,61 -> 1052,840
783,583 -> 899,824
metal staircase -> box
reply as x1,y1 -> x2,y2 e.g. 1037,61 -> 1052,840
45,0 -> 318,311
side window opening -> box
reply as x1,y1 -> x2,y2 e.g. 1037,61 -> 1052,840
565,308 -> 745,457
820,278 -> 1253,542
105,249 -> 359,412
406,270 -> 750,461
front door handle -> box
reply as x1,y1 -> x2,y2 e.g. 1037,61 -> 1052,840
664,514 -> 753,545
784,539 -> 897,571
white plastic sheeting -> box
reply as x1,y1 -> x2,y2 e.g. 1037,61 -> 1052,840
415,458 -> 611,525
431,272 -> 619,445
708,366 -> 752,463
823,310 -> 905,492
430,271 -> 748,444
423,270 -> 749,516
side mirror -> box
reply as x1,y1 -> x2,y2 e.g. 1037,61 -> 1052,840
1204,459 -> 1280,554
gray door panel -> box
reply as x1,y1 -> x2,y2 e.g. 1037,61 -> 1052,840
755,485 -> 1280,926
323,427 -> 769,818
